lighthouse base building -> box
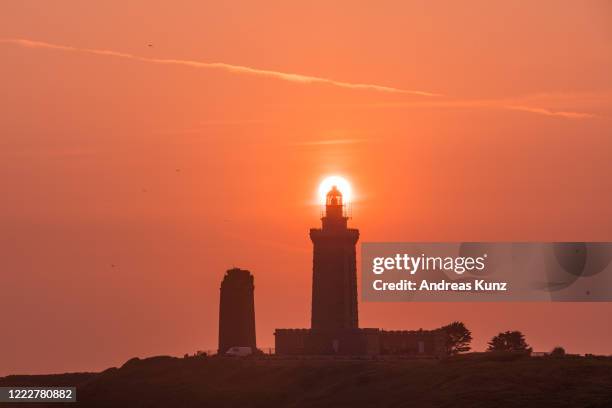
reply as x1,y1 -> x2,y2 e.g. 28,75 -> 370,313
274,186 -> 446,357
275,328 -> 446,356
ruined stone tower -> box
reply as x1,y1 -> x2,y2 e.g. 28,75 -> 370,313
310,186 -> 360,330
218,268 -> 256,353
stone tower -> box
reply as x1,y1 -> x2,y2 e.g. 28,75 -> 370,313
218,268 -> 256,354
310,186 -> 360,331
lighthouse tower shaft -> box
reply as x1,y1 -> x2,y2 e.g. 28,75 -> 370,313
310,186 -> 359,331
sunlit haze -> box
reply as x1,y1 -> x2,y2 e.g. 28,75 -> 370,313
1,0 -> 612,377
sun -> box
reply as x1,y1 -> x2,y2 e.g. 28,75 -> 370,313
318,175 -> 352,205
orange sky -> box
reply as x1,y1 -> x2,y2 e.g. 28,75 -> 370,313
1,1 -> 612,375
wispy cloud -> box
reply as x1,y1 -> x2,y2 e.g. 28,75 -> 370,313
503,105 -> 597,119
0,38 -> 439,96
3,38 -> 602,119
330,97 -> 599,119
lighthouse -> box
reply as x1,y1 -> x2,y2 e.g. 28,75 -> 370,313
274,182 -> 447,356
310,186 -> 360,330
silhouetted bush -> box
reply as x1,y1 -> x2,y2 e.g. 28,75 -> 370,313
551,347 -> 566,357
487,331 -> 532,354
441,321 -> 473,355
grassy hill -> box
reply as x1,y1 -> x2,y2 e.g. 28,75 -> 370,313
2,354 -> 612,407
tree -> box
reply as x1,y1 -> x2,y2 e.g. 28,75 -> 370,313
442,321 -> 473,355
487,331 -> 532,354
551,346 -> 566,357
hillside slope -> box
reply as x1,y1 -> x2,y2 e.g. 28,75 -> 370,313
2,355 -> 612,407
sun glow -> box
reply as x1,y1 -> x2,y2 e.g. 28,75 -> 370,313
318,176 -> 352,205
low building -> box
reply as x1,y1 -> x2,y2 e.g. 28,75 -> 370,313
275,328 -> 446,357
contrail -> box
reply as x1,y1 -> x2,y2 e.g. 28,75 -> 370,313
329,99 -> 597,119
0,38 -> 440,96
503,105 -> 596,119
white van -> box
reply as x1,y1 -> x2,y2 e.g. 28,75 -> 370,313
225,346 -> 253,357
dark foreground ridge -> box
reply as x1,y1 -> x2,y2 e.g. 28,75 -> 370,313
2,354 -> 612,408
